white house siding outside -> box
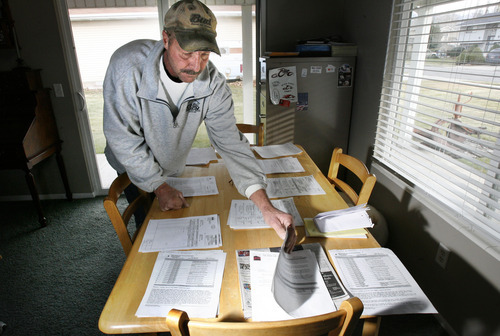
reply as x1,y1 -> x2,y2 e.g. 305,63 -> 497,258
458,12 -> 500,52
69,6 -> 251,88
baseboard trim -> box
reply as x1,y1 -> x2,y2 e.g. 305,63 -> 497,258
0,192 -> 97,202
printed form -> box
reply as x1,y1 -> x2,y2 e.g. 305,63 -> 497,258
257,157 -> 305,174
164,176 -> 218,197
136,250 -> 226,318
228,197 -> 304,229
253,142 -> 302,158
186,147 -> 218,165
329,248 -> 437,316
139,215 -> 222,252
266,175 -> 326,198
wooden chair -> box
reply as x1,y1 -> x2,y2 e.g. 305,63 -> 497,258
103,172 -> 152,256
236,123 -> 264,146
166,297 -> 363,336
327,148 -> 376,206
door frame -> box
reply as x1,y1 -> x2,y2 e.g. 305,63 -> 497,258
53,0 -> 104,196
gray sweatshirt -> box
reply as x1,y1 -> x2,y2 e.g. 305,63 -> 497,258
103,39 -> 266,196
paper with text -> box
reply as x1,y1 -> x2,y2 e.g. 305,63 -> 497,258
136,250 -> 226,318
329,248 -> 437,316
257,157 -> 305,174
250,249 -> 336,321
165,176 -> 218,197
253,143 -> 302,159
139,215 -> 222,252
228,197 -> 304,229
266,175 -> 326,198
186,147 -> 218,166
236,243 -> 349,319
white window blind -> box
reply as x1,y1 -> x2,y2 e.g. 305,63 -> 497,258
374,0 -> 500,246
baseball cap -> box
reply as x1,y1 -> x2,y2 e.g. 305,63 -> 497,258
164,0 -> 221,56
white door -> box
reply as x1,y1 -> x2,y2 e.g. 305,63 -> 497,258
55,2 -> 162,193
55,1 -> 255,194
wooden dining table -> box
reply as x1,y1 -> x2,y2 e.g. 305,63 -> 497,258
98,145 -> 381,335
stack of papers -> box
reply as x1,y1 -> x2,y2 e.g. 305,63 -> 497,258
227,197 -> 304,229
139,215 -> 222,252
313,205 -> 373,233
304,219 -> 367,239
253,142 -> 302,158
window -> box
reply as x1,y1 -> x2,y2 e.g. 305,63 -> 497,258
374,0 -> 500,249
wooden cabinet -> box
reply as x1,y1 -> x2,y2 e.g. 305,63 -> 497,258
0,68 -> 72,226
0,0 -> 15,48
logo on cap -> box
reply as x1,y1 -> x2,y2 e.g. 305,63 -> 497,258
190,14 -> 212,28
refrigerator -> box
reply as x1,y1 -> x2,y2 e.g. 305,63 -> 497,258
258,56 -> 356,175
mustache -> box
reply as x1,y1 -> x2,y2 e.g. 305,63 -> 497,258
181,69 -> 202,76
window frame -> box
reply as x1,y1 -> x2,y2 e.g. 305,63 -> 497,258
374,0 -> 500,257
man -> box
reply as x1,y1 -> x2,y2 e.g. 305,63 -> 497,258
103,0 -> 295,246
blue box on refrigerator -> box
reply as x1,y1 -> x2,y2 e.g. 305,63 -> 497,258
295,44 -> 331,56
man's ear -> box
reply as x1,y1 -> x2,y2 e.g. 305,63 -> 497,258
162,30 -> 169,48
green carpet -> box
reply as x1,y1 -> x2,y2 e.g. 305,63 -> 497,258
0,197 -> 129,336
0,197 -> 449,336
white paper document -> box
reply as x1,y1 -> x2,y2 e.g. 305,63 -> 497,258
186,147 -> 218,166
257,157 -> 305,174
228,197 -> 304,229
314,205 -> 373,232
329,248 -> 438,316
236,243 -> 349,319
253,142 -> 302,159
165,176 -> 218,197
250,249 -> 336,321
139,215 -> 222,252
266,175 -> 326,198
136,250 -> 226,318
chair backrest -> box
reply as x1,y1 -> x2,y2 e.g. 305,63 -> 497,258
103,172 -> 152,256
236,123 -> 264,146
327,148 -> 376,206
165,297 -> 363,336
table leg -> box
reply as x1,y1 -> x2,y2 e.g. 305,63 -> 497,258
362,316 -> 381,336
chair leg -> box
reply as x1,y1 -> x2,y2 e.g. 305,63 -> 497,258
25,170 -> 47,227
55,150 -> 72,201
361,316 -> 381,336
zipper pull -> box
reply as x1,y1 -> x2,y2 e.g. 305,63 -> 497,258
173,120 -> 178,128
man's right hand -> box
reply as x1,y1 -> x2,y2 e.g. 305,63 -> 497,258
154,182 -> 189,211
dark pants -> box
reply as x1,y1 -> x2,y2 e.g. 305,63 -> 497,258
123,180 -> 154,229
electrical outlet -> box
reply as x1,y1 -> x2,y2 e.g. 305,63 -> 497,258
435,243 -> 450,269
53,83 -> 64,98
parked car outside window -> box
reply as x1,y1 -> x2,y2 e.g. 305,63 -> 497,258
485,48 -> 500,64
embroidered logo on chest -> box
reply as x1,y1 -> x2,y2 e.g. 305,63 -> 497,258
187,100 -> 201,113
